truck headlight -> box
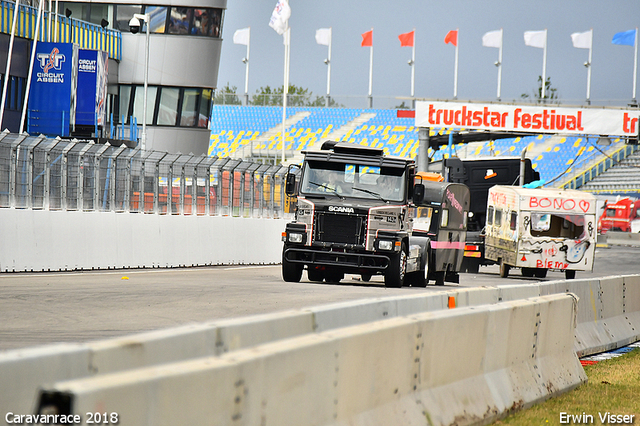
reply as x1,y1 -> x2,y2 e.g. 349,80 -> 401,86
378,240 -> 393,251
288,233 -> 303,243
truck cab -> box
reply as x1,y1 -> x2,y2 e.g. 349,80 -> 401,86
281,141 -> 469,287
598,197 -> 640,233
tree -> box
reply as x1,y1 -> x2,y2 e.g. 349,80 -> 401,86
214,83 -> 241,105
521,76 -> 559,103
251,84 -> 312,106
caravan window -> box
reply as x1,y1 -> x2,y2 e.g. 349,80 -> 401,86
531,213 -> 551,232
510,211 -> 518,231
530,213 -> 586,238
487,206 -> 494,225
494,209 -> 502,227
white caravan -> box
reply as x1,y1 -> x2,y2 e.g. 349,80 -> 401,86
485,185 -> 597,280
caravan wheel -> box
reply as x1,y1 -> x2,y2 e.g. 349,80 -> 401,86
499,259 -> 510,278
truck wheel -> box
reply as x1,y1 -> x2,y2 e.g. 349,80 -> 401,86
325,271 -> 344,283
307,267 -> 324,282
467,261 -> 480,274
565,270 -> 576,280
499,259 -> 510,278
282,252 -> 303,282
534,268 -> 548,278
434,271 -> 445,286
385,244 -> 407,288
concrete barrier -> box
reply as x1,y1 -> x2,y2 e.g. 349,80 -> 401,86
2,277 -> 639,424
603,231 -> 640,246
33,294 -> 585,426
0,209 -> 286,271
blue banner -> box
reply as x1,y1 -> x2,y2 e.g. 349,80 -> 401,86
77,49 -> 108,127
27,42 -> 78,137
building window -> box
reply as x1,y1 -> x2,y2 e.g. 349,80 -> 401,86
115,5 -> 142,31
120,84 -> 212,128
133,86 -> 158,125
180,88 -> 199,126
168,7 -> 190,34
143,6 -> 167,33
118,85 -> 132,122
157,87 -> 179,125
198,89 -> 211,128
167,6 -> 222,37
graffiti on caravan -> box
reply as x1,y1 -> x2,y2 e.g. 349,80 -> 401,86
415,101 -> 640,137
528,196 -> 592,213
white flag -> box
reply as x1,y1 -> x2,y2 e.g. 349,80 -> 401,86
269,0 -> 291,35
524,30 -> 546,48
315,28 -> 331,46
571,29 -> 592,49
482,29 -> 502,48
233,27 -> 250,45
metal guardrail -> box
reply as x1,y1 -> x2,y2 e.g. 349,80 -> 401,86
0,131 -> 288,217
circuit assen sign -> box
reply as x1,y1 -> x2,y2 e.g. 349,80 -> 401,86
415,101 -> 639,137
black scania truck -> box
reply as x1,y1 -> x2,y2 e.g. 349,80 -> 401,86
281,141 -> 470,287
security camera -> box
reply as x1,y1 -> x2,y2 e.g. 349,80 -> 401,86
129,16 -> 141,34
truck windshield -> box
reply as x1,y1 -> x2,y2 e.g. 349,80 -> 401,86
300,161 -> 406,202
530,213 -> 586,239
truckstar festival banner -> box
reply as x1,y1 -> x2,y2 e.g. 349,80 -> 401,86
415,101 -> 639,138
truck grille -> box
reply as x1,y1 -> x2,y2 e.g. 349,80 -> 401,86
315,213 -> 365,245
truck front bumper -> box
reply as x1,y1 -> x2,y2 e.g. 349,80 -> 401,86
283,247 -> 391,272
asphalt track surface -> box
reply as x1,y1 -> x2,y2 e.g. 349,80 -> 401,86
1,244 -> 638,351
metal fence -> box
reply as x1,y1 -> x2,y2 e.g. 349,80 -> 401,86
0,131 -> 288,218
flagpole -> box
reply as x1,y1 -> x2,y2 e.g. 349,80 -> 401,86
633,27 -> 638,101
244,28 -> 250,106
411,28 -> 415,102
20,0 -> 45,133
368,27 -> 373,108
281,26 -> 289,163
453,28 -> 459,99
0,0 -> 20,129
586,29 -> 592,104
497,28 -> 503,100
326,28 -> 332,106
541,29 -> 547,100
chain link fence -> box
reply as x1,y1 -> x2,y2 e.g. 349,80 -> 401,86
0,131 -> 289,218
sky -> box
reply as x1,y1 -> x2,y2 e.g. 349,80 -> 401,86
216,0 -> 640,109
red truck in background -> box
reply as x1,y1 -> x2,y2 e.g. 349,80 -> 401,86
598,197 -> 640,233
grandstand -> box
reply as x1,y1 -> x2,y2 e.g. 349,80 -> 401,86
208,105 -> 637,190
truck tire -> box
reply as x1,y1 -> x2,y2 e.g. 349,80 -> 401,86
325,271 -> 344,283
282,251 -> 303,282
467,260 -> 480,274
434,271 -> 445,286
565,270 -> 576,280
499,259 -> 510,278
307,267 -> 324,282
384,244 -> 407,288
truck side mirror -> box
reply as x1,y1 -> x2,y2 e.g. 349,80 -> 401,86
413,183 -> 425,205
285,173 -> 296,196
